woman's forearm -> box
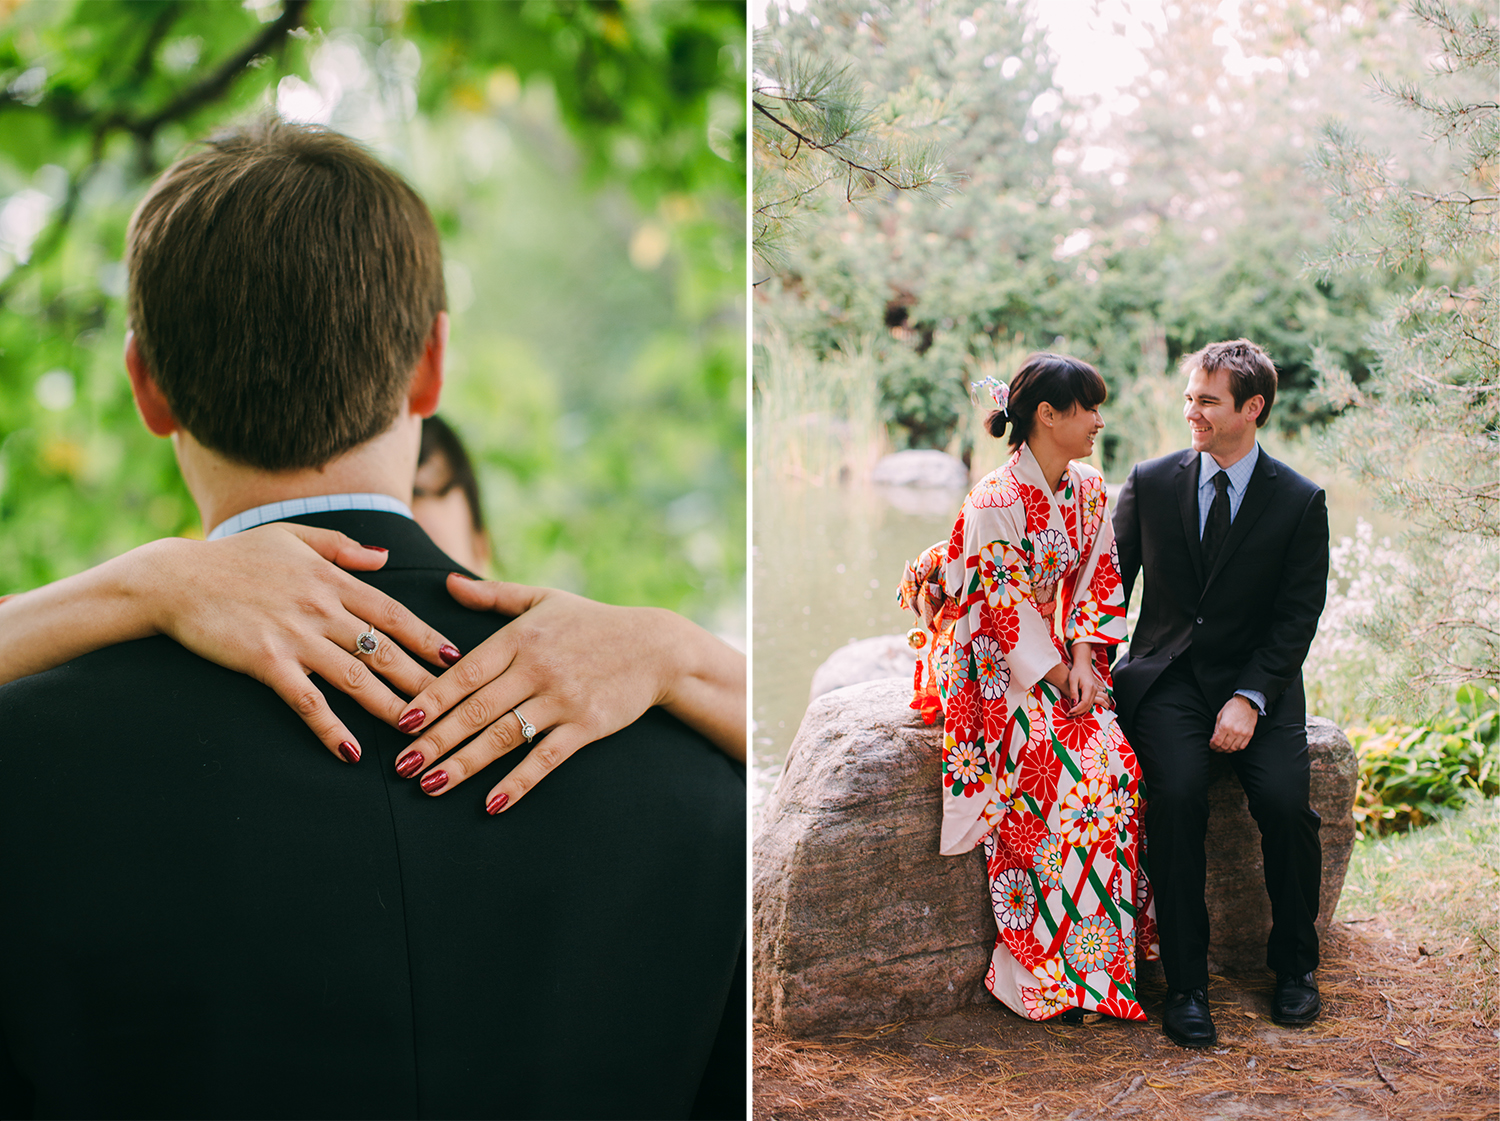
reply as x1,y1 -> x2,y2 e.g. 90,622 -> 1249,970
0,538 -> 183,686
650,607 -> 747,763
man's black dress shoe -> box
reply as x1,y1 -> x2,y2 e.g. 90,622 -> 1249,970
1162,988 -> 1217,1048
1272,972 -> 1321,1025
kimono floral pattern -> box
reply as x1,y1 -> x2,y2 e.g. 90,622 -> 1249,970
898,445 -> 1156,1023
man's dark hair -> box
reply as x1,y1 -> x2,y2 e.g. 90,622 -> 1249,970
1183,338 -> 1277,426
987,352 -> 1107,448
417,414 -> 485,533
126,115 -> 446,470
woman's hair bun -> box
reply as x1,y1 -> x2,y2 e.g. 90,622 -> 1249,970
985,408 -> 1009,438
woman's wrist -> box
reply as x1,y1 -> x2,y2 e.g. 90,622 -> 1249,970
649,607 -> 747,762
0,538 -> 183,686
116,537 -> 199,639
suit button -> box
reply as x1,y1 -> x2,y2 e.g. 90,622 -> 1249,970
1196,616 -> 1204,624
1168,653 -> 1174,659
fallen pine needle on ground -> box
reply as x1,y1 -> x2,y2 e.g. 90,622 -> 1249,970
754,798 -> 1500,1121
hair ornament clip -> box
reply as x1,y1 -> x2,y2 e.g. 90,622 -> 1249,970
970,376 -> 1010,412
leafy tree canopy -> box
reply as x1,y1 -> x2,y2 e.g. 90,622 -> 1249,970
0,0 -> 745,632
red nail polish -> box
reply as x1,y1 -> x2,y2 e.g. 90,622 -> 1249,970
395,749 -> 424,778
439,644 -> 461,666
486,792 -> 508,815
397,709 -> 425,734
420,769 -> 449,794
338,741 -> 360,764
368,546 -> 388,553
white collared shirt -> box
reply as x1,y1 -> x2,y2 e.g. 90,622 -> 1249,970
206,493 -> 414,540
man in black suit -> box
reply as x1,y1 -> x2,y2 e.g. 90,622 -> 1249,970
0,118 -> 744,1119
1112,339 -> 1329,1048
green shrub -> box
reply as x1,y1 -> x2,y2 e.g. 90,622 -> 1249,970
1348,684 -> 1500,836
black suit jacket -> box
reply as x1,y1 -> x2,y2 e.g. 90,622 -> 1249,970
0,511 -> 745,1121
1111,448 -> 1329,728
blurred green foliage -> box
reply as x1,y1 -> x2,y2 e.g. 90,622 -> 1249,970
753,0 -> 1436,468
0,0 -> 745,634
1349,685 -> 1500,836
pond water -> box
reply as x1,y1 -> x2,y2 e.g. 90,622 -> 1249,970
751,475 -> 965,809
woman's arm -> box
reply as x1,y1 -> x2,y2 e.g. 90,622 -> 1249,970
0,525 -> 461,761
386,576 -> 747,812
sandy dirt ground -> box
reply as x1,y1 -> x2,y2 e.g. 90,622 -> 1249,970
754,916 -> 1499,1121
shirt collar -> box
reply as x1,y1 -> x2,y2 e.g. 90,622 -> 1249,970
1199,443 -> 1259,494
206,493 -> 415,540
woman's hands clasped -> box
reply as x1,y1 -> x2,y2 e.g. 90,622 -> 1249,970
1043,642 -> 1114,718
390,576 -> 747,814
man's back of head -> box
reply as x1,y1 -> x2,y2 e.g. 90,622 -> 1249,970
127,115 -> 446,471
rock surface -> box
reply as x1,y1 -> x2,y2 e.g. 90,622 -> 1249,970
754,677 -> 1358,1037
870,449 -> 970,490
808,635 -> 915,703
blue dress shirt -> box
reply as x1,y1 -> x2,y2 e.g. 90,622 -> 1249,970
1197,445 -> 1267,716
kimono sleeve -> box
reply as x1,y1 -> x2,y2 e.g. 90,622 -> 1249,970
1064,474 -> 1127,647
948,488 -> 1059,698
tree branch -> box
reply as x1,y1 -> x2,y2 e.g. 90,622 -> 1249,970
0,1 -> 310,310
126,0 -> 309,139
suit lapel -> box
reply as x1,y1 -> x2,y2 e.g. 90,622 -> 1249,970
1202,451 -> 1279,593
1175,451 -> 1205,587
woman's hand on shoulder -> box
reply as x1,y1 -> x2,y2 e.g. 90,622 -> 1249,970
143,524 -> 462,762
389,576 -> 746,814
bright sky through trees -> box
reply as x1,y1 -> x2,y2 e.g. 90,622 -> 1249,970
753,0 -> 1165,104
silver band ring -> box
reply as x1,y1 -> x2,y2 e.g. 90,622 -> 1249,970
512,706 -> 537,744
354,626 -> 380,656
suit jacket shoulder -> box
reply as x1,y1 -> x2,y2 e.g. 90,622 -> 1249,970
1257,449 -> 1324,501
1130,448 -> 1197,482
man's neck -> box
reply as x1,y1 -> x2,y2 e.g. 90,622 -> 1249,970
175,416 -> 422,536
1207,440 -> 1257,471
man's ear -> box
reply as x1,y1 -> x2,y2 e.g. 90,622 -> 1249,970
408,311 -> 448,418
124,332 -> 178,437
1241,394 -> 1265,425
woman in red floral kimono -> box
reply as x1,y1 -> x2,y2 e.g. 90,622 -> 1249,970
899,353 -> 1157,1023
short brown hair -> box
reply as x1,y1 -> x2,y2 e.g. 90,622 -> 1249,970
1183,338 -> 1277,427
126,115 -> 446,470
987,352 -> 1107,448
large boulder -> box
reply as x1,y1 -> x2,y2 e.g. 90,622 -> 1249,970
870,450 -> 970,490
754,678 -> 1358,1037
808,635 -> 914,703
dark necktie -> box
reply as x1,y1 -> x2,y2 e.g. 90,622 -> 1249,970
1201,470 -> 1231,574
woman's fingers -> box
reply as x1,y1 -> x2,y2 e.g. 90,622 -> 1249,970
406,703 -> 549,796
273,522 -> 391,572
442,573 -> 545,615
263,522 -> 460,669
259,662 -> 364,763
396,628 -> 522,739
394,665 -> 531,775
339,578 -> 462,671
300,625 -> 440,725
481,723 -> 592,814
